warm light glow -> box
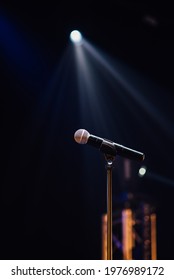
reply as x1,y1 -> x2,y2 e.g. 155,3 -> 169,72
122,209 -> 133,260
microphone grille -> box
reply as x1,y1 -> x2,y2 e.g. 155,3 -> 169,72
74,129 -> 90,144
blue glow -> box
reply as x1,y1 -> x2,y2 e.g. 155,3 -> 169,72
0,13 -> 44,91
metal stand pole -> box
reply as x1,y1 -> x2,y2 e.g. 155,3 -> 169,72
105,154 -> 115,260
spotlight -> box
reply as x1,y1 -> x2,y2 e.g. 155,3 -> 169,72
138,166 -> 147,177
70,30 -> 82,44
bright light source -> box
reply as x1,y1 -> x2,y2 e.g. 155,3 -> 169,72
70,30 -> 82,44
138,166 -> 147,177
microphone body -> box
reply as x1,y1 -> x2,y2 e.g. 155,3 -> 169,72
74,129 -> 145,162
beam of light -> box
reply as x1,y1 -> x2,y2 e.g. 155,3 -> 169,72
146,172 -> 174,188
81,39 -> 174,139
139,168 -> 174,188
71,38 -> 132,146
72,38 -> 116,137
142,15 -> 159,27
70,30 -> 83,45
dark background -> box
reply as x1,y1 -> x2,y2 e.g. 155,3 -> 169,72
1,0 -> 174,260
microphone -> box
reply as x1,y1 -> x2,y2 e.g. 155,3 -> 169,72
74,129 -> 145,162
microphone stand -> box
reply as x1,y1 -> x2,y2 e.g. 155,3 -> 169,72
105,154 -> 115,260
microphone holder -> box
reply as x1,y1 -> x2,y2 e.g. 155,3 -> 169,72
104,153 -> 115,260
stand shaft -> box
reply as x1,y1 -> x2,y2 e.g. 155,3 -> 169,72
105,154 -> 115,260
107,165 -> 113,260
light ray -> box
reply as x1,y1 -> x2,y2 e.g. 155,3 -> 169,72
82,39 -> 174,139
